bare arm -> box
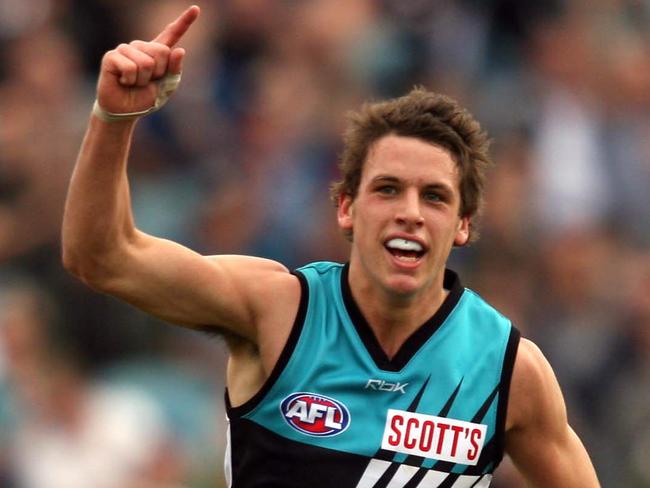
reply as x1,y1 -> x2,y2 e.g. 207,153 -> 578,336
62,6 -> 297,342
505,338 -> 600,487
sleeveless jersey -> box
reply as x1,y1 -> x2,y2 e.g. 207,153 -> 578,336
225,261 -> 520,488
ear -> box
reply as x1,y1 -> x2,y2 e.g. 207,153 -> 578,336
454,216 -> 470,246
337,193 -> 354,233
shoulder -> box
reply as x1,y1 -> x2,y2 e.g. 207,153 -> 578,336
506,338 -> 566,433
205,254 -> 291,272
204,254 -> 302,334
204,254 -> 299,291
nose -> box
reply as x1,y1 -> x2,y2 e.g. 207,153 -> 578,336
395,189 -> 424,227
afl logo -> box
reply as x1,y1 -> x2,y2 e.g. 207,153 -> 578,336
280,392 -> 351,437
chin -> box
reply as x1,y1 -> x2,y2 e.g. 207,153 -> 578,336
383,274 -> 423,297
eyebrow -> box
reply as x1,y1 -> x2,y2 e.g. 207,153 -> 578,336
371,175 -> 400,184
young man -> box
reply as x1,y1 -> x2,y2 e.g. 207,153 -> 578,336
62,6 -> 600,487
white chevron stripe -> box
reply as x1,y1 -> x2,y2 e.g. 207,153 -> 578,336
472,474 -> 493,487
414,470 -> 492,487
415,469 -> 447,486
450,474 -> 479,487
355,459 -> 494,488
224,418 -> 232,488
355,459 -> 392,488
385,464 -> 420,488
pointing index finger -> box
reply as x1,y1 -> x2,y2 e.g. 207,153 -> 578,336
152,5 -> 200,47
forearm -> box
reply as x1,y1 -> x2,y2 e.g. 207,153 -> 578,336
62,115 -> 139,282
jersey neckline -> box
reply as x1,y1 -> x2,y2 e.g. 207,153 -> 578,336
340,263 -> 464,372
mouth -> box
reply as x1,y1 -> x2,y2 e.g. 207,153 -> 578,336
384,237 -> 427,263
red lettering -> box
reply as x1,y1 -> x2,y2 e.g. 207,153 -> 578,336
436,422 -> 450,454
449,425 -> 464,456
419,420 -> 435,452
467,428 -> 483,460
388,415 -> 404,446
404,418 -> 419,449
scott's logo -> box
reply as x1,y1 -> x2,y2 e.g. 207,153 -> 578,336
280,392 -> 351,437
382,409 -> 487,465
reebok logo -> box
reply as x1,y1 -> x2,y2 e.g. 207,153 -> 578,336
365,379 -> 408,394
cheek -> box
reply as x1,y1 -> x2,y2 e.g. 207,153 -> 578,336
426,214 -> 461,240
351,212 -> 383,247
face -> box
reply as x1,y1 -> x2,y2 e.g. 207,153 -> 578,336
338,134 -> 469,298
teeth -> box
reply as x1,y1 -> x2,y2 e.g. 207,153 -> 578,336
386,238 -> 423,252
395,255 -> 418,262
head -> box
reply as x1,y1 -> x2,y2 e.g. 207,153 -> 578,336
330,87 -> 491,243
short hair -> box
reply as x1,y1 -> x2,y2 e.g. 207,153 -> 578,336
330,87 -> 492,242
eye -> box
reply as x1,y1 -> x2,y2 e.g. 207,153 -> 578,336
422,191 -> 442,202
377,185 -> 397,195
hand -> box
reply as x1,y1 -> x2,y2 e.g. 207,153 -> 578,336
95,5 -> 200,117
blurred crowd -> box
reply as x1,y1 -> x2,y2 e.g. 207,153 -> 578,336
1,0 -> 650,486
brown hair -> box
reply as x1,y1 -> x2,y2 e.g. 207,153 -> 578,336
330,87 -> 492,242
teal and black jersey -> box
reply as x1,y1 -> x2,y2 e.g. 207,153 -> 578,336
225,261 -> 520,488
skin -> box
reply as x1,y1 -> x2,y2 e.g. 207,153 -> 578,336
338,136 -> 469,357
61,6 -> 600,487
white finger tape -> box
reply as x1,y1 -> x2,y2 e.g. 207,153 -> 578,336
92,72 -> 182,122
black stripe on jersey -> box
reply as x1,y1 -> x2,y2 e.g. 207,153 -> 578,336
226,271 -> 310,417
228,418 -> 378,487
431,459 -> 455,474
402,468 -> 428,487
437,473 -> 460,488
464,435 -> 496,476
393,376 -> 433,465
451,328 -> 520,477
438,472 -> 489,488
341,264 -> 464,372
371,376 -> 446,466
460,329 -> 521,475
471,384 -> 499,423
372,376 -> 469,471
398,376 -> 464,468
470,475 -> 487,487
432,384 -> 499,475
438,377 -> 464,417
374,449 -> 395,462
408,375 -> 431,411
374,375 -> 465,468
372,462 -> 402,488
493,325 -> 521,466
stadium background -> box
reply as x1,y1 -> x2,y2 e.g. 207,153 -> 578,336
1,0 -> 650,486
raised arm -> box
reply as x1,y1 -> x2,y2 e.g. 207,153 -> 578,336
61,6 -> 298,341
505,338 -> 600,487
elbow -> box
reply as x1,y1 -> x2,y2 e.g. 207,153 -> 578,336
61,247 -> 79,277
61,222 -> 141,293
62,249 -> 88,281
61,247 -> 96,286
61,239 -> 83,277
61,246 -> 117,292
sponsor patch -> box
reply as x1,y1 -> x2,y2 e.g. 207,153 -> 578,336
381,409 -> 487,465
280,392 -> 351,437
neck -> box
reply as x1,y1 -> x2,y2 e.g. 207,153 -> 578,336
347,262 -> 448,359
